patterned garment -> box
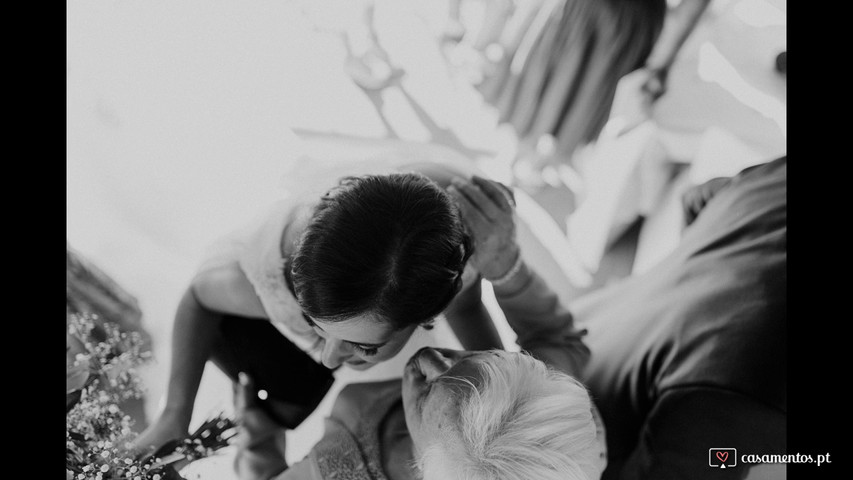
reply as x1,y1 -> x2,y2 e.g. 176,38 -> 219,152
278,380 -> 402,480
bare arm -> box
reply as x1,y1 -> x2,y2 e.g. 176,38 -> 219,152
162,287 -> 221,422
491,261 -> 589,377
404,161 -> 504,351
643,0 -> 712,99
133,264 -> 267,454
647,0 -> 711,71
448,175 -> 588,376
130,286 -> 222,454
444,280 -> 504,351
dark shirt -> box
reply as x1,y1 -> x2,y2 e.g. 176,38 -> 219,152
575,157 -> 787,480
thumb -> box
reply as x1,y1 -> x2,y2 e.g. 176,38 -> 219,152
235,372 -> 257,415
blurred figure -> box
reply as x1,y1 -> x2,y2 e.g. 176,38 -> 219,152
342,0 -> 401,90
440,0 -> 520,86
297,0 -> 402,91
449,0 -> 711,187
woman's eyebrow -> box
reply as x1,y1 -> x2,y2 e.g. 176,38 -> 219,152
305,316 -> 388,349
349,340 -> 387,349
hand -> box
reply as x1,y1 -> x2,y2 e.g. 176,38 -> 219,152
681,176 -> 731,227
233,373 -> 288,480
131,411 -> 190,458
233,373 -> 280,443
640,66 -> 670,102
607,67 -> 667,137
447,175 -> 520,280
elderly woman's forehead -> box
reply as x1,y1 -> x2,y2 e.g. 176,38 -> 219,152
425,385 -> 466,427
432,355 -> 493,394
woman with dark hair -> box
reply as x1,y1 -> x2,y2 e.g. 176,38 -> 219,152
132,163 -> 505,464
230,175 -> 607,480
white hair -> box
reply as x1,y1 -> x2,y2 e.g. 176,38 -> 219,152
416,350 -> 600,480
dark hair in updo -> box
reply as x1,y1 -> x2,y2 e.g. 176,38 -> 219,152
289,172 -> 473,330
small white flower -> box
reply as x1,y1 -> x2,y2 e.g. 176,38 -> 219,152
100,464 -> 110,472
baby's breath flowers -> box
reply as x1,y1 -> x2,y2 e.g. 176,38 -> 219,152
67,314 -> 236,480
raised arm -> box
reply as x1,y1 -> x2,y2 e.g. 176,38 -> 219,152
447,175 -> 589,377
405,160 -> 504,351
642,0 -> 712,100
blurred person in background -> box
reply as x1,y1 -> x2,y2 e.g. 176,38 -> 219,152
445,0 -> 711,187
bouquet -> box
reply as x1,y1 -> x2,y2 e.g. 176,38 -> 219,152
66,313 -> 237,480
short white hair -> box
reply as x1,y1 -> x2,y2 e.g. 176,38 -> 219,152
417,350 -> 600,480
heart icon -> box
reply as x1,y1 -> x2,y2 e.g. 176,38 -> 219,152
716,451 -> 729,462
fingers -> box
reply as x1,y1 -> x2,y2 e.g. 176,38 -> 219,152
448,183 -> 490,234
450,176 -> 504,220
235,372 -> 257,415
471,175 -> 515,210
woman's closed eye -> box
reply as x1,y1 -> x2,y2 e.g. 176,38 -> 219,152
352,344 -> 379,356
304,315 -> 392,358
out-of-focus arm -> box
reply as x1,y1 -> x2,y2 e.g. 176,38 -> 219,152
493,260 -> 589,377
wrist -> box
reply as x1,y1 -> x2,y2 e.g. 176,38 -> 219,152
492,261 -> 532,297
482,246 -> 521,281
160,404 -> 194,427
644,60 -> 670,75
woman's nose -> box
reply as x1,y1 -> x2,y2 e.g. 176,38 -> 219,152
320,338 -> 352,369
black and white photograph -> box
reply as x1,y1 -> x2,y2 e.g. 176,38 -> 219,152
67,0 -> 794,479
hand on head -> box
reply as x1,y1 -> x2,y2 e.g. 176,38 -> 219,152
446,175 -> 520,280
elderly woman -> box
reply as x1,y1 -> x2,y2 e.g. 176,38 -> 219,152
233,175 -> 607,480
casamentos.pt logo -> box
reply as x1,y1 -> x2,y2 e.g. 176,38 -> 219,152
709,448 -> 737,468
709,448 -> 832,468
